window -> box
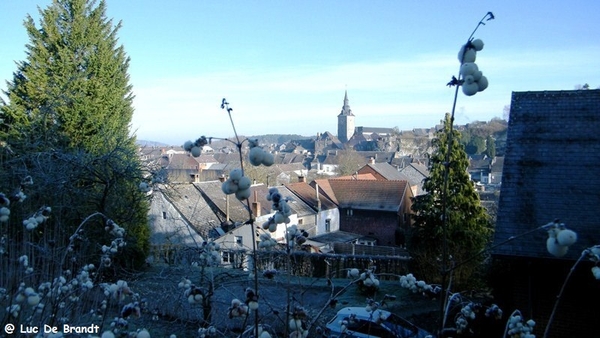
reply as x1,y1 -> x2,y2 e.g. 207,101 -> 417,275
298,219 -> 303,225
162,211 -> 167,219
222,251 -> 234,263
346,209 -> 353,216
325,219 -> 331,233
235,236 -> 243,245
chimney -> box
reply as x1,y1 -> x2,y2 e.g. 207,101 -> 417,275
251,190 -> 261,217
315,183 -> 321,211
369,157 -> 376,164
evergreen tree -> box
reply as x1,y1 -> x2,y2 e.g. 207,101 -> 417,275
465,135 -> 485,155
1,0 -> 133,154
485,135 -> 496,158
0,0 -> 149,271
409,113 -> 493,288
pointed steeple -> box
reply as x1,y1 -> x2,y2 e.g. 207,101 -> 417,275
337,90 -> 355,143
339,90 -> 354,116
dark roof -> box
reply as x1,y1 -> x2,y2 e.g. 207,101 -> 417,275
398,163 -> 429,195
158,183 -> 222,239
355,126 -> 395,135
165,153 -> 200,170
309,231 -> 363,243
275,186 -> 318,217
194,181 -> 271,223
358,163 -> 404,180
493,90 -> 600,259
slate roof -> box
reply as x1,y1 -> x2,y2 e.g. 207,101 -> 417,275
274,186 -> 317,217
165,153 -> 200,170
195,181 -> 272,223
358,162 -> 404,180
158,183 -> 222,240
327,179 -> 409,212
309,230 -> 363,244
493,90 -> 600,259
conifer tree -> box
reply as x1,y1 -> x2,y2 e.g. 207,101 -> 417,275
0,0 -> 149,270
1,0 -> 133,154
409,113 -> 493,288
485,135 -> 496,158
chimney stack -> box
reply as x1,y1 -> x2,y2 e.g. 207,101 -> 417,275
315,183 -> 321,211
251,190 -> 261,217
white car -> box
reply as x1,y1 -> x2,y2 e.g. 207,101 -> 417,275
323,307 -> 433,338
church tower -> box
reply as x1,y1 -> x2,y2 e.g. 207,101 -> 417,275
337,90 -> 355,143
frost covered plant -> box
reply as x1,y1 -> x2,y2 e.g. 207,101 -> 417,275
103,280 -> 133,302
0,206 -> 10,222
183,282 -> 207,305
447,12 -> 494,96
504,310 -> 535,338
261,187 -> 293,232
197,240 -> 221,266
285,224 -> 308,248
288,305 -> 309,338
197,326 -> 217,337
545,221 -> 577,257
590,247 -> 600,279
221,167 -> 252,201
227,298 -> 249,318
398,273 -> 440,296
104,219 -> 126,237
183,136 -> 208,158
258,232 -> 278,250
247,138 -> 274,167
22,206 -> 52,230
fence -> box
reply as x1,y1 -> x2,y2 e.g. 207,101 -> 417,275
149,244 -> 413,281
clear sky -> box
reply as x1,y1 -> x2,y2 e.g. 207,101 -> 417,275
1,1 -> 599,145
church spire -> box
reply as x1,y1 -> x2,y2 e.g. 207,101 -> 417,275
340,90 -> 354,116
337,90 -> 355,143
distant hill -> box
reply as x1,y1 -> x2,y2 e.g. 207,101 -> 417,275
246,134 -> 312,145
136,140 -> 169,147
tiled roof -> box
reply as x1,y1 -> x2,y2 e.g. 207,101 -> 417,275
493,90 -> 600,259
312,179 -> 338,205
285,181 -> 338,211
327,179 -> 408,212
335,173 -> 378,180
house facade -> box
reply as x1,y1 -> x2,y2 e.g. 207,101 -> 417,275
327,179 -> 413,247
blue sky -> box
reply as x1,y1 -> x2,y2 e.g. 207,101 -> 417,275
1,1 -> 599,145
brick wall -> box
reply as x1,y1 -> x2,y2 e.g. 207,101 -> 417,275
339,208 -> 400,246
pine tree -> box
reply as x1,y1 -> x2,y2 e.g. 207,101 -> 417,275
0,0 -> 149,270
1,0 -> 133,154
409,113 -> 493,288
